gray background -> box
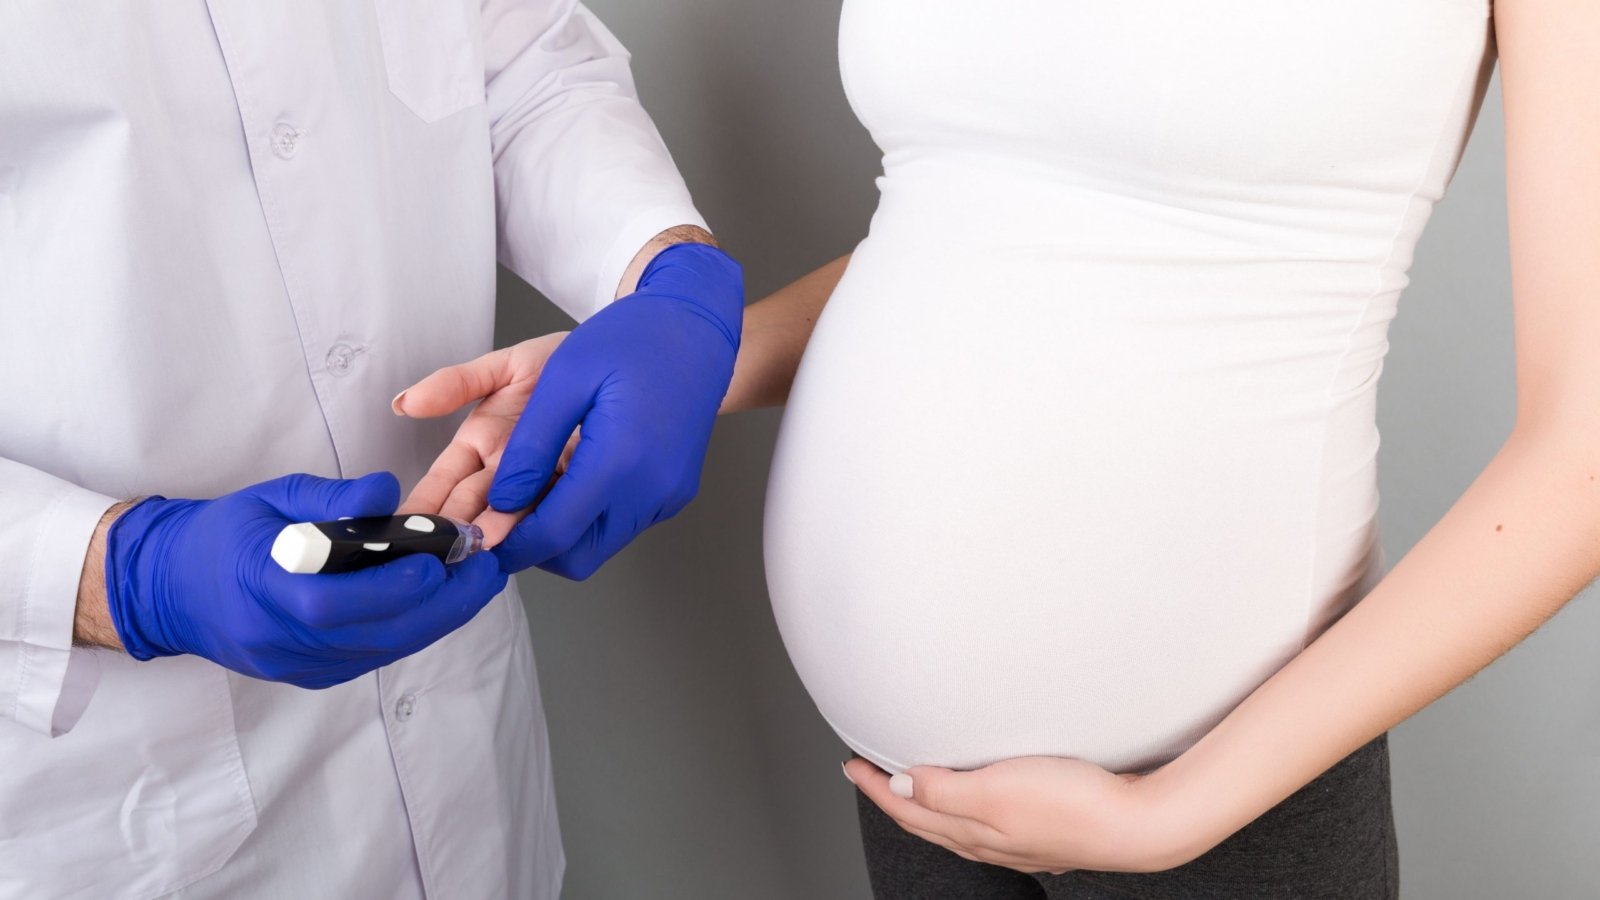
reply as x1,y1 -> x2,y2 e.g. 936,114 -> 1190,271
494,3 -> 1600,897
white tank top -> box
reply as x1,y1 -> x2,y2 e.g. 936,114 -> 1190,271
763,0 -> 1497,775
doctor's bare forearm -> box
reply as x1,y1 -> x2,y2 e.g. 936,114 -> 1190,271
719,254 -> 851,413
614,225 -> 719,299
74,502 -> 130,650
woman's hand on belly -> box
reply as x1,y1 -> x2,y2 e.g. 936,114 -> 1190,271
844,755 -> 1199,875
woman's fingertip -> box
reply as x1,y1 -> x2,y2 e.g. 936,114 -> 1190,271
391,390 -> 408,416
841,761 -> 857,786
889,773 -> 914,799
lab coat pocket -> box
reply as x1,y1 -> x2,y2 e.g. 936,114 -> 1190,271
0,657 -> 256,900
372,0 -> 486,123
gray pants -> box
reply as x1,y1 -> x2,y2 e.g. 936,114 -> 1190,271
857,734 -> 1399,899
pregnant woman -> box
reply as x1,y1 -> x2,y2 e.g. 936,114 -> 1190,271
720,1 -> 1598,896
396,0 -> 1597,896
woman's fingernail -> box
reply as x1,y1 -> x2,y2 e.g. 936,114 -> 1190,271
841,762 -> 856,786
391,390 -> 408,416
889,773 -> 914,799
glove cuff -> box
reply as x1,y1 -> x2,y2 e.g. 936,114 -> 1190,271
104,496 -> 196,661
636,242 -> 745,348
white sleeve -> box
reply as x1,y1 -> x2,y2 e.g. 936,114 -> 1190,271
0,458 -> 114,737
481,0 -> 708,322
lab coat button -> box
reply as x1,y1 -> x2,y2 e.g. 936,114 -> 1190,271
325,343 -> 361,376
271,122 -> 302,160
395,693 -> 417,722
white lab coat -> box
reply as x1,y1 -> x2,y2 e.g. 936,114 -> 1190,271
0,1 -> 705,897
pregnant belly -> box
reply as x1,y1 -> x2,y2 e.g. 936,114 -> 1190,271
762,222 -> 1384,775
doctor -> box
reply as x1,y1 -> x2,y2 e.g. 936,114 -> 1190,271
0,3 -> 742,899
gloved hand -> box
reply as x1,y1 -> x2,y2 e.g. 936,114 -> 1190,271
105,472 -> 507,688
487,242 -> 743,579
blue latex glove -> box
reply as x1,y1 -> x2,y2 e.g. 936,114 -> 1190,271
488,242 -> 744,579
105,472 -> 507,688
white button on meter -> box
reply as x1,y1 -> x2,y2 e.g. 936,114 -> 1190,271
402,516 -> 436,533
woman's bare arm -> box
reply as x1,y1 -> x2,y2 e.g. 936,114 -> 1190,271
1142,0 -> 1600,858
719,255 -> 851,413
844,0 -> 1600,874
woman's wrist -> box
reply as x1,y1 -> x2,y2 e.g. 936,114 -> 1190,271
720,312 -> 807,413
1125,757 -> 1244,871
719,254 -> 852,414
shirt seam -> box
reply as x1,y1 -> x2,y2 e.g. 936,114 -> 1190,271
1296,38 -> 1490,655
204,1 -> 345,479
